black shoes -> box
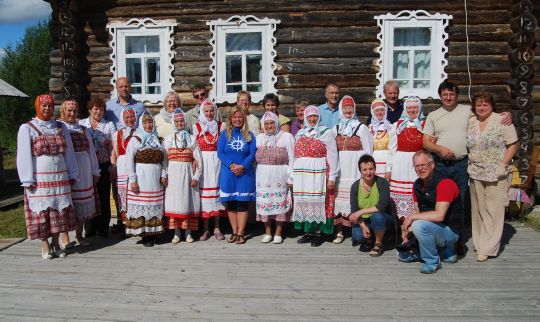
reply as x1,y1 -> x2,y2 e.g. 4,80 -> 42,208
310,233 -> 324,247
297,233 -> 312,244
142,236 -> 155,247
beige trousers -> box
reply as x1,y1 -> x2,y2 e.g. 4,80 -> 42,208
469,177 -> 509,257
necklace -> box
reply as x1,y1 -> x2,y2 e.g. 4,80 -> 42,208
402,123 -> 422,143
202,131 -> 218,145
361,178 -> 373,192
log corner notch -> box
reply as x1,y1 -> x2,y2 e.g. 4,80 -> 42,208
507,0 -> 537,186
49,0 -> 86,112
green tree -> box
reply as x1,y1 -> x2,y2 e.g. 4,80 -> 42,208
0,20 -> 52,149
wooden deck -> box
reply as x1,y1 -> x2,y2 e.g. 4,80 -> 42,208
1,222 -> 539,321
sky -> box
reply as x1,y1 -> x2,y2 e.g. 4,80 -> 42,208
0,0 -> 52,57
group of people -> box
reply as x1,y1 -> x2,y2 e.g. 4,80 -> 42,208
17,77 -> 518,274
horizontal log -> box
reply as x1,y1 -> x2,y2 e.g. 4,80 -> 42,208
449,42 -> 511,56
277,42 -> 378,59
174,46 -> 211,61
447,56 -> 509,73
89,63 -> 114,77
173,31 -> 212,46
450,25 -> 513,42
276,27 -> 378,43
173,62 -> 212,77
172,76 -> 211,91
276,74 -> 377,89
277,58 -> 378,75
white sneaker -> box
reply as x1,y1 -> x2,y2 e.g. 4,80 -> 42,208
261,234 -> 273,243
185,235 -> 194,243
171,235 -> 181,244
273,235 -> 283,244
333,233 -> 344,244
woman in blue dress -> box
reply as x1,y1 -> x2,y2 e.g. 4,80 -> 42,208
217,107 -> 257,244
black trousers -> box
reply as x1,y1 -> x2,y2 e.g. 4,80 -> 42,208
85,162 -> 112,236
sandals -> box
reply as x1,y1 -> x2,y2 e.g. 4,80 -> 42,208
370,242 -> 383,257
235,234 -> 246,245
227,233 -> 238,243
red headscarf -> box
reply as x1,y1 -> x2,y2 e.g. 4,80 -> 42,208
34,94 -> 54,121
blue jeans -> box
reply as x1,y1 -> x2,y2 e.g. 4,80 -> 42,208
434,157 -> 469,206
351,212 -> 395,243
411,220 -> 459,266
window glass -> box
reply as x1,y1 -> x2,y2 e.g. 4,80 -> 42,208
126,58 -> 142,84
246,54 -> 262,83
393,51 -> 409,80
226,32 -> 262,52
226,84 -> 243,93
394,28 -> 431,46
226,56 -> 242,83
145,57 -> 160,84
126,35 -> 160,54
414,50 -> 430,79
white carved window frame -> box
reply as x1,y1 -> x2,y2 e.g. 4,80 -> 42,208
207,15 -> 280,104
374,10 -> 452,99
107,18 -> 177,104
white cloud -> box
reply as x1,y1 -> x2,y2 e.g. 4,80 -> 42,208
0,48 -> 5,60
0,0 -> 52,23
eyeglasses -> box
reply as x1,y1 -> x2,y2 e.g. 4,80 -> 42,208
193,93 -> 207,99
413,161 -> 433,170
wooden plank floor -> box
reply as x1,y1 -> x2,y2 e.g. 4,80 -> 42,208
1,222 -> 539,321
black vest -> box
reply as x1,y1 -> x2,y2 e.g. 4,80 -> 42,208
413,173 -> 464,230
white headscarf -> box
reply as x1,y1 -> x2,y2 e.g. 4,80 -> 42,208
369,99 -> 392,134
172,107 -> 194,148
296,105 -> 327,139
396,96 -> 424,134
261,111 -> 280,147
197,98 -> 218,137
135,110 -> 160,149
335,95 -> 360,137
121,106 -> 137,141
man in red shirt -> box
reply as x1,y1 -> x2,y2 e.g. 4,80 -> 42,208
400,150 -> 463,274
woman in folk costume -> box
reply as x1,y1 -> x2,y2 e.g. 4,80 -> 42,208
125,111 -> 167,247
110,106 -> 137,233
163,108 -> 203,244
255,111 -> 295,244
293,105 -> 339,247
58,100 -> 100,248
386,96 -> 425,226
369,98 -> 392,177
16,94 -> 79,259
192,99 -> 227,241
332,95 -> 373,244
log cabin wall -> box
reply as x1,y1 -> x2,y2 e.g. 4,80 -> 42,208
46,0 -> 539,183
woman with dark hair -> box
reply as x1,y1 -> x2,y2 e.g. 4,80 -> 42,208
59,100 -> 100,248
467,91 -> 517,262
79,97 -> 116,237
347,154 -> 393,257
261,93 -> 291,133
17,94 -> 79,259
218,107 -> 257,244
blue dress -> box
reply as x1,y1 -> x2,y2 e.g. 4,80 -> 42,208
217,128 -> 257,202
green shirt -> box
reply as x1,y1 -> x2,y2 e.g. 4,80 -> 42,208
358,180 -> 379,219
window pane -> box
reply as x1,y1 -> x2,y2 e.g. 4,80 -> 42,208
126,58 -> 142,84
226,84 -> 243,93
146,86 -> 161,94
397,80 -> 409,88
246,54 -> 262,82
393,51 -> 409,79
226,56 -> 242,83
394,28 -> 431,46
414,80 -> 430,88
126,36 -> 160,53
414,51 -> 431,78
226,32 -> 262,52
131,86 -> 142,94
247,84 -> 261,92
145,57 -> 160,84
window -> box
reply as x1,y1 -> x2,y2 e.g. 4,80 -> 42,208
107,18 -> 177,104
208,15 -> 280,103
375,10 -> 452,99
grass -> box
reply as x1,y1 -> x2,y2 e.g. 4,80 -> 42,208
525,211 -> 540,232
0,205 -> 26,238
3,151 -> 16,170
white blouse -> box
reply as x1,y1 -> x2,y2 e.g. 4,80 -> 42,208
61,121 -> 101,178
256,131 -> 296,184
163,133 -> 203,181
125,136 -> 167,183
79,117 -> 116,163
16,118 -> 79,187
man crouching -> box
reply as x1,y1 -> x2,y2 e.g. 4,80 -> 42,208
399,150 -> 464,274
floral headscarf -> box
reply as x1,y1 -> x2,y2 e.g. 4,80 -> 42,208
136,110 -> 160,149
197,98 -> 218,137
172,107 -> 194,148
369,99 -> 392,133
261,111 -> 280,146
335,95 -> 360,137
396,96 -> 424,134
296,105 -> 326,138
34,94 -> 54,121
121,106 -> 137,140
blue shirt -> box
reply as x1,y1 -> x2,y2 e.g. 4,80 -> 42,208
105,96 -> 146,130
318,103 -> 340,129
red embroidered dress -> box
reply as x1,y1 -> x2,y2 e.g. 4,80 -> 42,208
113,128 -> 134,215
